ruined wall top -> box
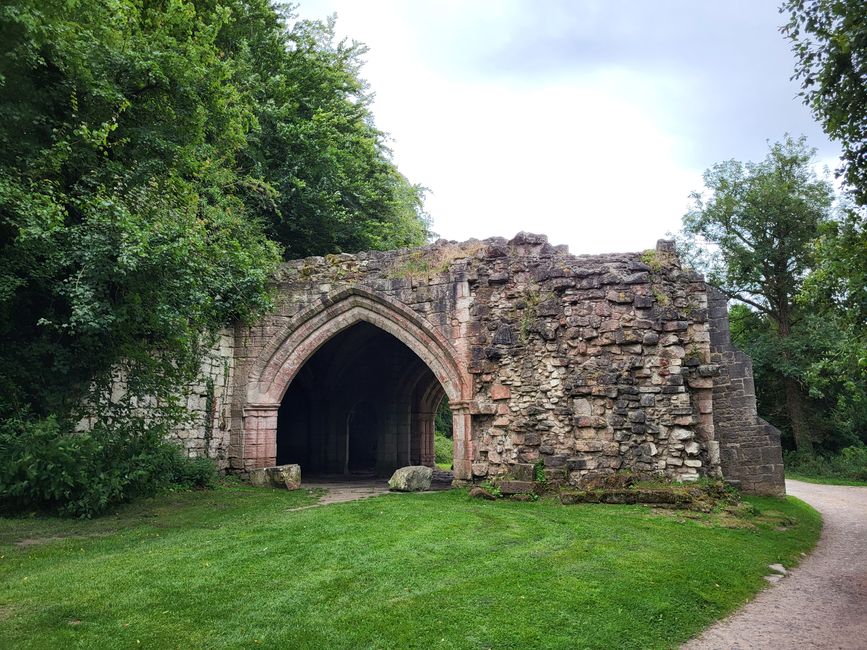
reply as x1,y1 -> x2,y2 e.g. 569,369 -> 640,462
277,232 -> 696,290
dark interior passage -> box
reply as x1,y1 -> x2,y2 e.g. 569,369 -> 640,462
347,401 -> 377,472
276,322 -> 447,476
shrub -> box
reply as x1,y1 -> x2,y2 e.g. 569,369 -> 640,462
434,431 -> 453,467
0,414 -> 216,517
168,455 -> 218,490
784,445 -> 867,482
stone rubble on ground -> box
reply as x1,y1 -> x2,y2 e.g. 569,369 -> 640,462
768,563 -> 787,575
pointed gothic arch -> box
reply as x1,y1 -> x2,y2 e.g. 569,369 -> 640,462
236,287 -> 473,478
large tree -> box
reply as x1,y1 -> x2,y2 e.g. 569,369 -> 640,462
0,0 -> 431,421
0,0 -> 280,419
779,0 -> 867,454
797,208 -> 867,446
214,2 -> 430,259
681,136 -> 835,451
0,0 -> 432,515
781,0 -> 867,205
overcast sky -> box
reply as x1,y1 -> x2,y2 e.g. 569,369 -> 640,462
295,0 -> 840,254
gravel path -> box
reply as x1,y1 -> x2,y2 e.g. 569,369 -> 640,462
683,479 -> 867,650
291,470 -> 454,508
302,477 -> 391,505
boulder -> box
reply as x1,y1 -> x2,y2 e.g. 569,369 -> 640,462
388,465 -> 433,492
248,464 -> 301,490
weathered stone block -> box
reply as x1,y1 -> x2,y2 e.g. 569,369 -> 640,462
472,461 -> 489,477
510,463 -> 535,481
469,486 -> 497,500
687,376 -> 715,389
543,454 -> 567,468
572,397 -> 592,416
497,480 -> 534,494
490,383 -> 511,400
388,465 -> 433,492
560,490 -> 597,504
544,467 -> 567,481
606,290 -> 634,304
602,442 -> 620,456
248,464 -> 301,490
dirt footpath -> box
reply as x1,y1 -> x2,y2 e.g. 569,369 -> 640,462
683,479 -> 867,650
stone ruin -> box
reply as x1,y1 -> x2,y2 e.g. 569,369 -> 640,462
171,233 -> 785,495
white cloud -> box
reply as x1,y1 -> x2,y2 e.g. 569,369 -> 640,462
293,0 -> 839,254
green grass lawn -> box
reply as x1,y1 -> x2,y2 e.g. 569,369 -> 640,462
0,482 -> 820,649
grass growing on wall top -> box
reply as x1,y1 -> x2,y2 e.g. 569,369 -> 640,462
0,482 -> 820,649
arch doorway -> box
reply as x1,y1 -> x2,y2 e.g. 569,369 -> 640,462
275,322 -> 446,476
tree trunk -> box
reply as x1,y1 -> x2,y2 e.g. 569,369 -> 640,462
776,301 -> 813,453
784,375 -> 812,452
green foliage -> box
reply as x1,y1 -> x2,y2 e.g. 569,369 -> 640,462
803,209 -> 867,330
0,0 -> 429,417
0,0 -> 281,421
679,136 -> 846,451
784,445 -> 867,483
0,414 -> 216,518
730,257 -> 867,451
434,431 -> 453,468
640,249 -> 663,272
217,3 -> 430,258
681,136 -> 833,318
434,397 -> 453,438
479,481 -> 503,498
518,287 -> 542,343
782,0 -> 867,205
534,460 -> 547,484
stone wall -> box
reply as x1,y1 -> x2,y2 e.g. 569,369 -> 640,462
225,234 -> 726,487
171,330 -> 236,467
452,235 -> 720,485
160,233 -> 784,493
78,332 -> 236,470
708,288 -> 785,495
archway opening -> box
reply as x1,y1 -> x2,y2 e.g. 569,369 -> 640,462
276,322 -> 446,477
